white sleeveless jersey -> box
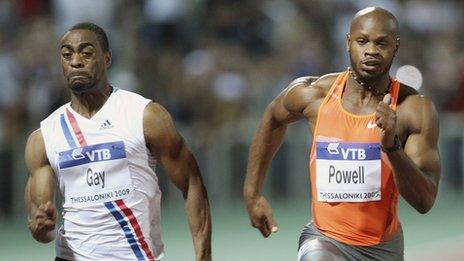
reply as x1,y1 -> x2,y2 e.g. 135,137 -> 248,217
40,88 -> 164,260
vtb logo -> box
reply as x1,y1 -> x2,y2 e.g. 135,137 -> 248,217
327,143 -> 366,160
71,148 -> 112,161
59,141 -> 125,169
327,143 -> 340,155
71,148 -> 85,160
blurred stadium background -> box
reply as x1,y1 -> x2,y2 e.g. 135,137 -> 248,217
0,0 -> 463,260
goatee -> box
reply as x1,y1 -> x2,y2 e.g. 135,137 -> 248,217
69,82 -> 96,94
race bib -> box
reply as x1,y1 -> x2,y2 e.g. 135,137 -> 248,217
315,142 -> 381,202
58,141 -> 133,206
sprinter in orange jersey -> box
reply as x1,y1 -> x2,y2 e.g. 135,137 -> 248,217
244,7 -> 440,261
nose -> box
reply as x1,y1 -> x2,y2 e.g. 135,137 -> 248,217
364,42 -> 379,56
70,53 -> 84,68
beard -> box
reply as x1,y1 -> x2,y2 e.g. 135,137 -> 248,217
68,74 -> 96,94
349,56 -> 393,84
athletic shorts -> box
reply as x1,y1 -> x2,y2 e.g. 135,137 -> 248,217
298,223 -> 404,261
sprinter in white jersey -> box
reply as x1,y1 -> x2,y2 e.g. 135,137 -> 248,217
24,22 -> 212,261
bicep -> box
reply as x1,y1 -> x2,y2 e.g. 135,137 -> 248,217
160,141 -> 198,193
268,82 -> 314,125
403,98 -> 441,184
25,130 -> 55,206
144,103 -> 193,190
28,166 -> 55,205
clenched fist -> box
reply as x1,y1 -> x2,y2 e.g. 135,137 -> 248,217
245,196 -> 279,238
28,201 -> 56,243
375,94 -> 397,149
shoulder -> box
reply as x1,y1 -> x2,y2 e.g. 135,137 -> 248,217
27,129 -> 45,146
282,73 -> 341,113
41,103 -> 69,124
143,102 -> 183,154
115,88 -> 143,97
397,83 -> 438,133
312,73 -> 341,89
25,129 -> 48,169
397,83 -> 433,111
114,88 -> 151,104
113,89 -> 153,123
143,102 -> 179,140
284,73 -> 341,104
397,83 -> 419,104
143,102 -> 172,123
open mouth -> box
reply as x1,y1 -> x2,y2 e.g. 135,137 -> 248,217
362,60 -> 380,66
361,60 -> 382,71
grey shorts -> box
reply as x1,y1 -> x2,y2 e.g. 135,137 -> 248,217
298,223 -> 404,261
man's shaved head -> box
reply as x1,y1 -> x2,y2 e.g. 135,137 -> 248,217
350,7 -> 399,38
346,7 -> 400,83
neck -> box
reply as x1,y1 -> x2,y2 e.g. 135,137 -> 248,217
70,84 -> 113,118
348,68 -> 391,97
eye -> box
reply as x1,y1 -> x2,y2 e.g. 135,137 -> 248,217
82,51 -> 93,58
356,39 -> 367,45
62,52 -> 72,59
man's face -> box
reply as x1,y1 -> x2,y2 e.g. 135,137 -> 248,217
60,29 -> 110,93
347,15 -> 399,82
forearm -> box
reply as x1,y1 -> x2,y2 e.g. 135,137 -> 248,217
25,130 -> 56,243
244,113 -> 287,200
156,128 -> 212,260
25,189 -> 48,243
25,170 -> 56,243
168,149 -> 211,260
28,177 -> 54,216
184,176 -> 211,261
25,179 -> 35,219
388,150 -> 438,213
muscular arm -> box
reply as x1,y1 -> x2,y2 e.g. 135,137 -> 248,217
243,76 -> 322,237
390,96 -> 441,214
144,103 -> 211,261
243,83 -> 306,199
25,129 -> 56,243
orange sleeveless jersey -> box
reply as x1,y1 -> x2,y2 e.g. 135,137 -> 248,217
309,71 -> 401,246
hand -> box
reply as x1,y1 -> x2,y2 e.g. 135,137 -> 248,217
375,94 -> 397,148
28,201 -> 56,243
245,195 -> 278,238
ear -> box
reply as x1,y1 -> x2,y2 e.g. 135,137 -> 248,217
104,50 -> 112,68
346,33 -> 351,52
393,37 -> 400,57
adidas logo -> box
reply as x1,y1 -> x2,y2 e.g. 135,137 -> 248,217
99,120 -> 114,130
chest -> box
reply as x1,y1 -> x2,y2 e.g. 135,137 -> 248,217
340,93 -> 381,115
48,109 -> 145,170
